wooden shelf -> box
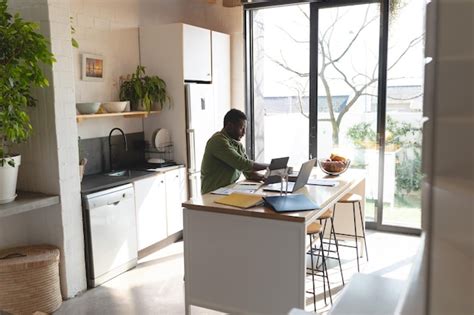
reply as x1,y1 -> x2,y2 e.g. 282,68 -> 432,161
76,111 -> 160,123
0,191 -> 60,219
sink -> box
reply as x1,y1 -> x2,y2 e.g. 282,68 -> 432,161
105,170 -> 130,177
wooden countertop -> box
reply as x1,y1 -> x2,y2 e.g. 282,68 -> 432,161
182,169 -> 365,224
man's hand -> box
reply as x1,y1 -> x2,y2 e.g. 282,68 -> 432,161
251,161 -> 270,171
245,171 -> 265,182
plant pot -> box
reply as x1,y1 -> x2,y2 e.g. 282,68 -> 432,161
130,100 -> 146,111
0,155 -> 21,204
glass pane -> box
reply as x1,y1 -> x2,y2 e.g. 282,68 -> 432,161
382,0 -> 425,228
316,4 -> 380,222
252,5 -> 310,168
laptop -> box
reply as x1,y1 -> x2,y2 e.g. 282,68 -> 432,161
262,157 -> 290,185
263,158 -> 316,193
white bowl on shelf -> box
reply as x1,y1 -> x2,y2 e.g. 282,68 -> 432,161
101,101 -> 128,113
76,102 -> 101,114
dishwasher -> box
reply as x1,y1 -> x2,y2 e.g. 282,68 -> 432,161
82,184 -> 137,288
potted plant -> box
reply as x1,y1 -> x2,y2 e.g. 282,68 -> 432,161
119,65 -> 170,112
0,0 -> 55,203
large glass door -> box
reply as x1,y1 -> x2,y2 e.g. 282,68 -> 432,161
314,2 -> 381,225
246,0 -> 424,233
250,4 -> 310,168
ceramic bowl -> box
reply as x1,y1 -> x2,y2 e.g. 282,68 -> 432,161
76,102 -> 101,114
101,101 -> 128,113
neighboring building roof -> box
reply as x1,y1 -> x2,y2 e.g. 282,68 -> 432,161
262,95 -> 349,114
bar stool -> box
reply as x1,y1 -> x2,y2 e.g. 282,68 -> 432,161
333,193 -> 369,272
306,221 -> 332,312
318,208 -> 345,286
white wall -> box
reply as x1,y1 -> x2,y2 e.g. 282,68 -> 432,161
0,0 -> 86,298
0,0 -> 244,299
71,0 -> 244,140
70,0 -> 143,139
425,0 -> 474,314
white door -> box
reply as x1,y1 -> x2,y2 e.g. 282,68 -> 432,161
211,31 -> 231,126
165,168 -> 188,235
134,174 -> 167,250
186,83 -> 215,174
183,24 -> 212,82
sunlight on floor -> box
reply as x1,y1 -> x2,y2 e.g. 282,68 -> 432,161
56,231 -> 420,315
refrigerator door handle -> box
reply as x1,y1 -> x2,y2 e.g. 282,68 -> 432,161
187,128 -> 196,172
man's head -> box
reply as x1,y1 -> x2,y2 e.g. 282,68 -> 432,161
223,109 -> 247,141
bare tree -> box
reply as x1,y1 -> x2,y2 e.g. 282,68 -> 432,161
267,4 -> 423,145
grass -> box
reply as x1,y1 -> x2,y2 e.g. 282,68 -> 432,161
365,193 -> 421,228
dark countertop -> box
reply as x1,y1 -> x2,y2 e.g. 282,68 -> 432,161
81,165 -> 184,195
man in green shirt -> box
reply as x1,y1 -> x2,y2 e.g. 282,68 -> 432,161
201,109 -> 269,194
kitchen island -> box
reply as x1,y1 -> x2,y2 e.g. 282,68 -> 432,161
182,169 -> 365,314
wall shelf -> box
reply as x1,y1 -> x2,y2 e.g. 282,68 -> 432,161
76,111 -> 160,123
0,191 -> 60,219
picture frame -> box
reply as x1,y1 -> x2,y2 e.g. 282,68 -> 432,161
81,53 -> 104,81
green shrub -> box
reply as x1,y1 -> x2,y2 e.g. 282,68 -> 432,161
0,0 -> 55,166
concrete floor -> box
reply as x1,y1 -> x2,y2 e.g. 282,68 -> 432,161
55,230 -> 421,314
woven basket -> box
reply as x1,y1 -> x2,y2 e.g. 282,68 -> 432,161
0,245 -> 62,314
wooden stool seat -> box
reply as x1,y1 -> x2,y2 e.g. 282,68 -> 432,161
307,222 -> 322,235
334,193 -> 368,272
319,208 -> 333,220
338,193 -> 362,203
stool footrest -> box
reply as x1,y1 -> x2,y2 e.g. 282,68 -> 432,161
334,232 -> 366,239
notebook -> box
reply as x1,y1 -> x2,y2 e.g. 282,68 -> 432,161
263,194 -> 320,213
263,159 -> 316,193
215,193 -> 263,209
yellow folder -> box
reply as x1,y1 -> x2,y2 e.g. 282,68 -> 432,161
215,193 -> 263,209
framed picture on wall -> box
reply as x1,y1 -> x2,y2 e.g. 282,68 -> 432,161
82,53 -> 104,81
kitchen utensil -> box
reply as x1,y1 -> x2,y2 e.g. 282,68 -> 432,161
148,158 -> 166,164
152,128 -> 171,151
76,102 -> 101,114
101,101 -> 129,113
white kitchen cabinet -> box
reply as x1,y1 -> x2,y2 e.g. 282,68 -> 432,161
134,174 -> 167,251
165,167 -> 187,235
211,31 -> 231,127
134,167 -> 187,251
140,24 -> 231,169
183,24 -> 212,82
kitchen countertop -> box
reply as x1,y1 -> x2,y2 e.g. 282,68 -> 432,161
81,165 -> 184,194
182,169 -> 365,223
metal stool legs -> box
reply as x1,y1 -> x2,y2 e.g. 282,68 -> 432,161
334,197 -> 369,273
306,224 -> 333,312
320,212 -> 345,285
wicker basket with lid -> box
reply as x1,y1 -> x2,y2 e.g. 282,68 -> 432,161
0,245 -> 62,314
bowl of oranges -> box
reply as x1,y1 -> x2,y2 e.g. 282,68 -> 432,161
318,153 -> 351,176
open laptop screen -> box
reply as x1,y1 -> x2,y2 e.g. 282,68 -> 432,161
263,158 -> 316,193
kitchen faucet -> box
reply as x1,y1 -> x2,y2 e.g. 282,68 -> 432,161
108,128 -> 128,171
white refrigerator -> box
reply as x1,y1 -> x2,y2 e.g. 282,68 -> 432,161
185,83 -> 218,198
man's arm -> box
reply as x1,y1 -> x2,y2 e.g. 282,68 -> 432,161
243,162 -> 270,181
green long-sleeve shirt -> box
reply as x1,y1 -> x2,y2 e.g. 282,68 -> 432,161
200,130 -> 253,194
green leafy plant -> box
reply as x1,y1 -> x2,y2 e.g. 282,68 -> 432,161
119,65 -> 170,112
347,117 -> 423,196
70,16 -> 79,48
346,116 -> 421,151
0,0 -> 56,166
396,148 -> 422,196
